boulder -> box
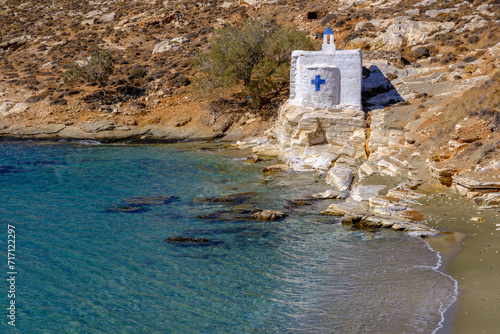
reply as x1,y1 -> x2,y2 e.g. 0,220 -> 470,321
311,189 -> 342,199
350,185 -> 386,202
427,163 -> 457,186
489,42 -> 500,60
1,103 -> 29,116
26,95 -> 47,103
251,209 -> 287,221
0,102 -> 16,116
101,12 -> 116,22
50,98 -> 68,105
325,163 -> 354,191
152,37 -> 189,54
81,19 -> 97,26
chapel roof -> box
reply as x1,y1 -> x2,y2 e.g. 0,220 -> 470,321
324,26 -> 333,35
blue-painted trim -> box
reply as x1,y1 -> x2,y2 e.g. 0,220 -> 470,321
311,75 -> 326,91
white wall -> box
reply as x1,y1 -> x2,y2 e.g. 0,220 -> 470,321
289,49 -> 363,110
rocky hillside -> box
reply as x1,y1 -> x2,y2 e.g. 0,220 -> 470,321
1,1 -> 499,195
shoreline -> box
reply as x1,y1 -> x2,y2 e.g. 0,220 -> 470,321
2,136 -> 498,332
0,123 -> 229,144
422,189 -> 500,334
426,231 -> 465,334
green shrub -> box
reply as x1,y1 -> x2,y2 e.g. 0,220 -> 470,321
196,18 -> 315,111
61,50 -> 115,103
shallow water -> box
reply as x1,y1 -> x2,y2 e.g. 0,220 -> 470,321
0,141 -> 457,333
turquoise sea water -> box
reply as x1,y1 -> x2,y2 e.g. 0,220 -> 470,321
0,141 -> 457,333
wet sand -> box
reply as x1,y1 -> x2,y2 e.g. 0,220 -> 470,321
422,186 -> 500,334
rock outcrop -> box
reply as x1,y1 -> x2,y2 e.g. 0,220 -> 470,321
273,102 -> 367,171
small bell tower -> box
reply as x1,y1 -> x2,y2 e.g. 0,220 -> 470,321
322,26 -> 336,53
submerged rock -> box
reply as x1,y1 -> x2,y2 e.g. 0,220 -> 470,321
164,236 -> 223,246
321,201 -> 437,237
311,189 -> 343,199
0,166 -> 23,174
105,206 -> 151,214
286,199 -> 314,208
122,195 -> 179,206
196,192 -> 259,204
107,195 -> 178,213
262,164 -> 289,175
197,209 -> 257,221
198,208 -> 286,222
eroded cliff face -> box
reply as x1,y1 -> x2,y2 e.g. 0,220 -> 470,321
273,103 -> 367,172
245,55 -> 500,237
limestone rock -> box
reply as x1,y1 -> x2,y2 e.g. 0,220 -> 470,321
426,162 -> 457,186
350,185 -> 386,202
325,163 -> 354,191
370,19 -> 454,51
474,193 -> 500,208
489,42 -> 500,60
220,2 -> 233,8
85,9 -> 102,18
321,201 -> 370,216
311,189 -> 342,199
273,103 -> 367,172
0,102 -> 16,116
1,103 -> 29,116
153,37 -> 189,54
22,124 -> 66,135
0,35 -> 31,50
377,159 -> 403,177
79,121 -> 115,133
425,9 -> 456,18
263,164 -> 288,175
359,161 -> 378,178
251,209 -> 287,221
252,144 -> 279,158
321,196 -> 437,237
101,12 -> 116,22
81,19 -> 97,26
453,174 -> 500,191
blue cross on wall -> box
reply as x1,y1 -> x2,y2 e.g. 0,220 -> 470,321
311,75 -> 326,91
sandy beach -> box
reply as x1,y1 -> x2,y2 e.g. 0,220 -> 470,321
424,187 -> 500,334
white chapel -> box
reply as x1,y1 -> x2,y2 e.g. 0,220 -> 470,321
289,27 -> 362,110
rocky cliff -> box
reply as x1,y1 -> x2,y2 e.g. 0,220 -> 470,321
1,0 -> 499,226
